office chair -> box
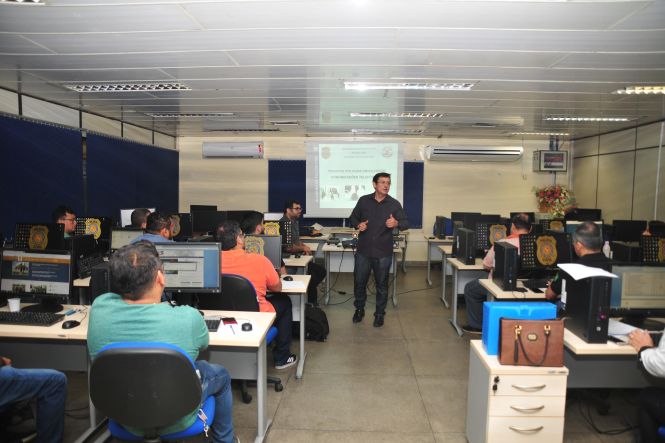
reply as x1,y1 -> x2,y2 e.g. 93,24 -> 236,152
89,342 -> 215,442
198,274 -> 283,403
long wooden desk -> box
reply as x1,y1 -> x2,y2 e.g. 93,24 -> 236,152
445,257 -> 486,336
0,304 -> 276,443
425,235 -> 453,286
322,244 -> 400,307
277,274 -> 310,379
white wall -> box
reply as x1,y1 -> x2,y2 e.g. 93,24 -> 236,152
179,135 -> 569,261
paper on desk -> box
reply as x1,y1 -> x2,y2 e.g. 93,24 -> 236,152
282,280 -> 306,290
608,318 -> 638,337
312,223 -> 323,231
557,263 -> 618,280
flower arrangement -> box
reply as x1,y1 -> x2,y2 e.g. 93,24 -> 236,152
534,185 -> 576,218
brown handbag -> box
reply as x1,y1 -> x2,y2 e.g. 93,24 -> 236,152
498,318 -> 565,367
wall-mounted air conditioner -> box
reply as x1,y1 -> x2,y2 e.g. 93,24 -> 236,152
202,141 -> 263,158
423,145 -> 523,162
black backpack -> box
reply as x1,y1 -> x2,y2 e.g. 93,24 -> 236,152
297,305 -> 329,341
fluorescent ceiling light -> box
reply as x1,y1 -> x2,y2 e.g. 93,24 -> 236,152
204,128 -> 280,132
1,0 -> 44,3
351,128 -> 423,135
613,86 -> 665,95
544,116 -> 631,122
345,82 -> 474,91
350,112 -> 444,119
270,121 -> 300,126
512,132 -> 570,136
147,112 -> 234,118
64,82 -> 191,93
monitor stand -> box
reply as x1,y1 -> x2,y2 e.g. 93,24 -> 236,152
21,298 -> 64,313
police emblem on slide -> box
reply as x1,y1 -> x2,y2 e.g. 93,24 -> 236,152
263,222 -> 280,236
171,215 -> 181,237
536,235 -> 558,267
245,236 -> 265,256
659,238 -> 665,263
549,220 -> 564,233
28,225 -> 49,250
489,224 -> 508,245
85,218 -> 102,240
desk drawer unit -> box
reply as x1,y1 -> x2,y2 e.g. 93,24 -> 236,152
466,341 -> 568,443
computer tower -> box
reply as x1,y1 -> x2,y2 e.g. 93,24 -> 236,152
565,276 -> 612,343
89,262 -> 110,304
493,241 -> 518,291
457,227 -> 476,265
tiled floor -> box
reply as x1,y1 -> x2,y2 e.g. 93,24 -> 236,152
60,266 -> 640,442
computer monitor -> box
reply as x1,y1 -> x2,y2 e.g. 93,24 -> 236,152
190,204 -> 217,213
14,223 -> 66,251
530,223 -> 544,234
476,221 -> 510,251
434,216 -> 453,239
65,234 -> 97,279
457,227 -> 476,265
110,227 -> 143,251
461,213 -> 486,232
493,241 -> 518,291
565,220 -> 604,239
120,208 -> 156,228
518,233 -> 573,271
154,242 -> 221,293
451,212 -> 480,223
641,235 -> 665,265
225,210 -> 255,224
510,212 -> 536,224
610,265 -> 665,320
1,249 -> 72,313
612,220 -> 647,243
650,222 -> 665,236
539,218 -> 566,233
565,208 -> 602,221
245,235 -> 282,270
75,216 -> 112,251
263,212 -> 282,221
171,213 -> 193,241
191,211 -> 227,234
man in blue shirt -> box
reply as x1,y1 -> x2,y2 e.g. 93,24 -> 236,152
131,212 -> 174,244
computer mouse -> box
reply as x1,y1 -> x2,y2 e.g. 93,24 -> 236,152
283,276 -> 293,281
61,320 -> 81,329
294,253 -> 302,258
241,322 -> 252,332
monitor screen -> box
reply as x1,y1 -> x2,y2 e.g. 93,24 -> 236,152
120,208 -> 156,228
245,235 -> 282,269
190,204 -> 217,213
565,208 -> 602,221
613,220 -> 647,243
154,242 -> 221,293
192,211 -> 227,233
1,249 -> 71,312
263,212 -> 283,222
110,228 -> 143,250
14,223 -> 66,251
519,233 -> 573,270
610,265 -> 665,312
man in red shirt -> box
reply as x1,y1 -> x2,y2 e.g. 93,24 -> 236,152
217,221 -> 297,370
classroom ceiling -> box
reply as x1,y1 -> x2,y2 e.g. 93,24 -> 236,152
0,0 -> 664,140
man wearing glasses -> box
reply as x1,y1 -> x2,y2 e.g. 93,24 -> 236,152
280,200 -> 326,306
52,205 -> 77,238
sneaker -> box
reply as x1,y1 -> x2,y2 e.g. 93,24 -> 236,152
373,315 -> 384,328
275,354 -> 297,370
233,436 -> 240,443
461,324 -> 482,334
352,308 -> 365,323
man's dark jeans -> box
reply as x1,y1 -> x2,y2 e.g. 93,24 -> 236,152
353,252 -> 392,316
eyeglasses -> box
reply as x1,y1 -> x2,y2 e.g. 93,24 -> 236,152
61,217 -> 76,222
291,207 -> 302,211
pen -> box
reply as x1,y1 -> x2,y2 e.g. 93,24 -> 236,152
64,309 -> 76,316
230,325 -> 235,335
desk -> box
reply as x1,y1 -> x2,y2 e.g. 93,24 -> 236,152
436,245 -> 453,307
479,279 -> 547,300
446,257 -> 486,336
278,274 -> 311,379
321,244 -> 400,307
425,235 -> 453,286
0,305 -> 276,443
283,254 -> 313,274
300,235 -> 329,260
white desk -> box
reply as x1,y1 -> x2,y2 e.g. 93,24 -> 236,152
437,245 -> 453,307
321,244 -> 400,307
445,257 -> 486,336
283,254 -> 313,274
278,274 -> 310,379
425,235 -> 453,286
479,278 -> 548,301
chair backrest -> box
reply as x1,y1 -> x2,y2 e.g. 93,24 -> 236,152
198,274 -> 259,312
89,342 -> 201,433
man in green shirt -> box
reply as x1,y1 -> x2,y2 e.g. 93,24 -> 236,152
88,241 -> 236,443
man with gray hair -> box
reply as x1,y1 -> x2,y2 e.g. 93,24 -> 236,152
545,221 -> 612,300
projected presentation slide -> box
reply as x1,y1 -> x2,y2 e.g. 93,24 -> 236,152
306,141 -> 404,218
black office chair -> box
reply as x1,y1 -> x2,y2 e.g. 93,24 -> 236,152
89,342 -> 215,442
198,273 -> 283,403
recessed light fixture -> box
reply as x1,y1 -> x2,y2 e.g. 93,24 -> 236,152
147,112 -> 234,118
64,82 -> 191,93
351,128 -> 423,135
512,132 -> 570,136
270,121 -> 300,126
544,116 -> 631,122
613,86 -> 665,95
350,112 -> 444,119
345,82 -> 474,91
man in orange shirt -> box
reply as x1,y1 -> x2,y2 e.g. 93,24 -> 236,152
217,221 -> 297,370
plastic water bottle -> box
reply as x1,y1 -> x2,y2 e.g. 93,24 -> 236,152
602,241 -> 611,259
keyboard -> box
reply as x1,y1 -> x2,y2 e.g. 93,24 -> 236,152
204,317 -> 221,332
0,311 -> 65,327
523,278 -> 549,291
77,253 -> 106,278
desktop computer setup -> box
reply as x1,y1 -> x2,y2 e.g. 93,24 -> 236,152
119,208 -> 156,228
191,210 -> 227,235
611,220 -> 647,243
433,216 -> 453,239
245,235 -> 282,270
609,265 -> 665,328
74,216 -> 112,251
14,223 -> 66,251
565,275 -> 612,344
66,234 -> 104,279
171,213 -> 193,241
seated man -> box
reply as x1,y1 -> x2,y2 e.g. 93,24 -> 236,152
52,205 -> 76,238
0,356 -> 67,443
129,208 -> 151,229
87,241 -> 235,443
217,221 -> 297,370
462,213 -> 532,334
130,212 -> 174,244
545,221 -> 611,301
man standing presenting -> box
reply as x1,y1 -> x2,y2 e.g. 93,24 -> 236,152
349,172 -> 408,327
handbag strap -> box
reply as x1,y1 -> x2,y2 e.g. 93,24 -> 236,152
513,324 -> 551,366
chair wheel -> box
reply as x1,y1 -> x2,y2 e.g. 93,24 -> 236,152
274,382 -> 284,392
242,392 -> 252,404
